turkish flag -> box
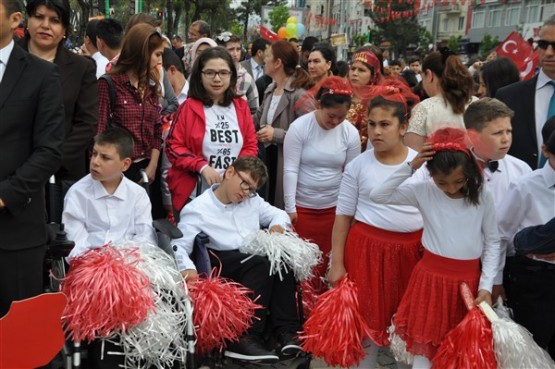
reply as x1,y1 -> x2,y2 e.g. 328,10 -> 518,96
496,32 -> 538,80
260,25 -> 280,43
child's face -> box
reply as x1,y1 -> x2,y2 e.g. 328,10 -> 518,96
225,167 -> 258,203
349,61 -> 372,86
474,117 -> 512,161
367,106 -> 406,152
389,65 -> 401,76
317,103 -> 349,130
90,143 -> 130,184
409,61 -> 421,74
225,41 -> 242,65
431,166 -> 467,199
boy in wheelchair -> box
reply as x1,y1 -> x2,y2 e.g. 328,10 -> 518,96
173,156 -> 302,364
62,127 -> 157,368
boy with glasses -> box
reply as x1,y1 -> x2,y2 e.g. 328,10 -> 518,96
173,156 -> 302,363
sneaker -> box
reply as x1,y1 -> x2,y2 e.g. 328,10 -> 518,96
277,330 -> 303,356
224,335 -> 279,363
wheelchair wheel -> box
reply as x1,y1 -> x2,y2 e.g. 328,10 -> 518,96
49,258 -> 66,292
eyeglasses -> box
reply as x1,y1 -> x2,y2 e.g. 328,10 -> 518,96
201,69 -> 232,79
537,39 -> 555,50
236,171 -> 257,197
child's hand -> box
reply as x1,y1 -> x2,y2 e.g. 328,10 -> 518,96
475,289 -> 492,306
269,224 -> 285,234
411,143 -> 435,170
181,269 -> 198,282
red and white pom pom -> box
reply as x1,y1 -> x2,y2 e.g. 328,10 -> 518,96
299,276 -> 372,368
432,283 -> 496,369
61,244 -> 155,342
480,299 -> 555,369
187,269 -> 262,355
241,230 -> 322,281
112,241 -> 189,368
388,322 -> 414,365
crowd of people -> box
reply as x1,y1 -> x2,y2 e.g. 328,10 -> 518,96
1,0 -> 555,367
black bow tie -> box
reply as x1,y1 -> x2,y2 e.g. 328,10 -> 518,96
487,161 -> 499,173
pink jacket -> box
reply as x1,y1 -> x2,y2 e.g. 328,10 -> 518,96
166,97 -> 258,211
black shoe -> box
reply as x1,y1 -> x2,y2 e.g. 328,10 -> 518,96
277,331 -> 303,356
224,335 -> 279,363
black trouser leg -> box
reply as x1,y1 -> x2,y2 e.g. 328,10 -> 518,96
270,269 -> 301,334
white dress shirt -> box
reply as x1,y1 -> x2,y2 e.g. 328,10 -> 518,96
62,174 -> 156,259
0,40 -> 14,83
336,149 -> 423,232
497,163 -> 555,267
173,184 -> 291,271
91,51 -> 109,79
370,163 -> 502,292
283,112 -> 361,213
535,70 -> 554,159
250,58 -> 263,80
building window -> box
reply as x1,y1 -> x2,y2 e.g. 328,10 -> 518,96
472,10 -> 486,28
458,16 -> 465,30
488,7 -> 503,27
506,5 -> 520,25
527,1 -> 540,23
442,17 -> 449,31
540,0 -> 555,21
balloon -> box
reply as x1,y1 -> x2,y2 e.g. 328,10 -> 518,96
287,16 -> 297,24
286,22 -> 297,38
278,27 -> 288,39
296,23 -> 305,37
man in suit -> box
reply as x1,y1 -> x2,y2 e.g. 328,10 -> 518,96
241,38 -> 270,82
496,16 -> 555,169
0,0 -> 65,317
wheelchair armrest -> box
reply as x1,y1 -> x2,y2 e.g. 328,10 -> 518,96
46,223 -> 75,258
153,219 -> 183,239
191,232 -> 211,276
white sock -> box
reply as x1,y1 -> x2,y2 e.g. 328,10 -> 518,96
412,355 -> 431,369
352,340 -> 379,369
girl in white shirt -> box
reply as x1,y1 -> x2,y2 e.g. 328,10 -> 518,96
328,85 -> 423,369
370,127 -> 502,369
283,76 -> 361,292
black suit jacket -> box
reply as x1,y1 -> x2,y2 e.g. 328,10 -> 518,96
21,39 -> 98,181
496,76 -> 539,169
0,44 -> 65,250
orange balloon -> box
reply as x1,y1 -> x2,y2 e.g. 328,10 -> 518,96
278,27 -> 288,39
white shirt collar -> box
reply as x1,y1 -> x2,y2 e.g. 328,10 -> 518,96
92,174 -> 128,200
0,39 -> 15,68
250,57 -> 261,70
540,162 -> 555,188
537,68 -> 554,90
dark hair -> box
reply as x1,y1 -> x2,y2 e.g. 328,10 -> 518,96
546,130 -> 555,155
311,42 -> 337,74
335,61 -> 349,77
192,20 -> 211,38
231,156 -> 268,187
162,47 -> 184,74
401,69 -> 418,88
481,57 -> 520,98
172,34 -> 182,42
111,24 -> 163,99
125,13 -> 161,34
464,98 -> 514,132
96,19 -> 124,50
94,127 -> 134,160
301,36 -> 318,53
422,50 -> 473,114
271,40 -> 311,89
4,0 -> 23,15
188,46 -> 238,107
26,0 -> 70,35
426,151 -> 483,206
367,96 -> 409,125
251,37 -> 270,57
85,19 -> 100,49
542,115 -> 555,145
315,76 -> 352,108
389,59 -> 402,68
407,55 -> 421,64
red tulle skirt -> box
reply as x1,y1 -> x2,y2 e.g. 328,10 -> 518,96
344,222 -> 423,346
392,249 -> 480,359
295,206 -> 336,293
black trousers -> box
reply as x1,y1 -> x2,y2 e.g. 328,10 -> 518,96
0,245 -> 45,317
208,249 -> 300,336
505,256 -> 555,359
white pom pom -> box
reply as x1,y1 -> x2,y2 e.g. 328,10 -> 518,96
240,230 -> 322,281
387,322 -> 413,365
110,241 -> 190,368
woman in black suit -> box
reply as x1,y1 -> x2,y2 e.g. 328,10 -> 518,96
22,0 -> 97,183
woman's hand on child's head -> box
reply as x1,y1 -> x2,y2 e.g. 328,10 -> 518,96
202,166 -> 222,186
475,289 -> 493,307
327,263 -> 346,287
411,143 -> 435,170
269,224 -> 285,234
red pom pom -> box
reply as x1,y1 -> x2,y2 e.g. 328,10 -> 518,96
299,276 -> 372,367
187,271 -> 263,355
61,245 -> 155,342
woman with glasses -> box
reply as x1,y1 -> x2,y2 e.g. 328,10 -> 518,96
97,23 -> 164,186
166,47 -> 258,212
21,0 -> 97,183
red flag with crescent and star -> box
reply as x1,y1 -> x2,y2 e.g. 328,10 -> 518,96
496,32 -> 538,80
259,25 -> 280,42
